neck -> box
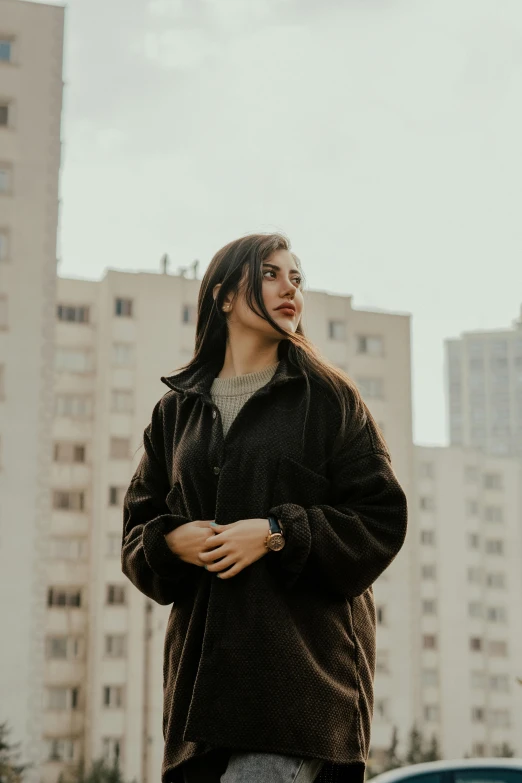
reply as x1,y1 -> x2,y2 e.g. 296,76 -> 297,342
218,331 -> 281,379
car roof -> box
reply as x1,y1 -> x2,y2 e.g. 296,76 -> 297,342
370,758 -> 522,783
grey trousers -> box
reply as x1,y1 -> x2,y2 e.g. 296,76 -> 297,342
182,749 -> 325,783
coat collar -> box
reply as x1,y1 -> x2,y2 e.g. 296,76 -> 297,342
160,354 -> 304,402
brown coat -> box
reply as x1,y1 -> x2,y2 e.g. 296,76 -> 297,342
121,356 -> 408,783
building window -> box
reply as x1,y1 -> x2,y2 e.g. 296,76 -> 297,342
46,636 -> 83,660
52,490 -> 85,511
423,704 -> 439,722
466,499 -> 479,516
0,229 -> 9,261
421,530 -> 435,545
356,335 -> 383,356
112,342 -> 134,365
105,634 -> 126,658
468,602 -> 483,619
46,687 -> 80,711
490,674 -> 509,692
469,637 -> 483,652
356,377 -> 383,400
490,709 -> 510,728
55,394 -> 93,418
103,686 -> 124,708
0,103 -> 8,126
419,462 -> 435,479
486,572 -> 505,589
376,606 -> 386,625
109,486 -> 126,506
57,304 -> 90,323
486,606 -> 507,623
102,738 -> 122,767
375,649 -> 389,674
48,537 -> 87,561
47,587 -> 82,608
464,465 -> 479,483
54,442 -> 86,463
471,706 -> 485,723
422,634 -> 437,650
488,640 -> 507,657
111,390 -> 133,413
421,564 -> 436,580
470,671 -> 485,689
483,472 -> 502,490
420,496 -> 435,511
110,437 -> 131,459
422,599 -> 437,615
421,668 -> 438,686
182,304 -> 197,325
106,533 -> 121,558
467,566 -> 482,584
468,533 -> 480,550
0,294 -> 8,329
484,506 -> 503,523
0,364 -> 4,399
485,539 -> 504,555
471,743 -> 485,758
328,320 -> 346,341
106,585 -> 126,605
0,164 -> 12,193
114,298 -> 133,317
55,347 -> 93,373
45,738 -> 79,763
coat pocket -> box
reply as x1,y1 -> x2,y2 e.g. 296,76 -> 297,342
271,454 -> 331,509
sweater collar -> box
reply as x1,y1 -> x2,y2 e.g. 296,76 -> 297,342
160,354 -> 304,401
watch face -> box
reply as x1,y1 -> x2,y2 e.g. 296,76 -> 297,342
270,534 -> 285,551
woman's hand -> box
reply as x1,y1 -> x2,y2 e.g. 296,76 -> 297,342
165,520 -> 217,567
198,518 -> 270,579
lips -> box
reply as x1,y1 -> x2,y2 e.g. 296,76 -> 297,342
275,303 -> 296,315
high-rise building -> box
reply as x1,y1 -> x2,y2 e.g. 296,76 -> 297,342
414,445 -> 522,758
45,269 -> 416,782
445,307 -> 522,457
0,1 -> 64,780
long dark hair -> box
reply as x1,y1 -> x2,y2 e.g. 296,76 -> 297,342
168,232 -> 375,461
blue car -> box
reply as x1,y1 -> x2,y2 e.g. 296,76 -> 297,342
369,759 -> 522,783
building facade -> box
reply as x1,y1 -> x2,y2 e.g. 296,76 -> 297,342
45,269 -> 416,782
0,1 -> 64,780
414,445 -> 522,758
446,307 -> 522,458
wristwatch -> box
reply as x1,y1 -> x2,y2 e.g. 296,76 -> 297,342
265,515 -> 285,551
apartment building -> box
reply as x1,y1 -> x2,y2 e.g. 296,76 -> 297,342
446,306 -> 522,457
45,268 -> 416,782
0,2 -> 64,780
414,445 -> 522,758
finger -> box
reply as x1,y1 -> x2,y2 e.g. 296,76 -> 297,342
200,533 -> 224,549
199,543 -> 230,562
216,561 -> 244,579
206,554 -> 236,572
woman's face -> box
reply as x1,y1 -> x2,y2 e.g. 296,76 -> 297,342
221,249 -> 304,338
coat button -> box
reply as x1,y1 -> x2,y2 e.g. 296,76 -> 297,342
213,466 -> 220,475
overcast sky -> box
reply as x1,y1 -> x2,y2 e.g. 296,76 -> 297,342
41,0 -> 522,446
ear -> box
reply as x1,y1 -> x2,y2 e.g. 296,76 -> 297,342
212,282 -> 222,302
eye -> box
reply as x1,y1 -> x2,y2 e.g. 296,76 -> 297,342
262,269 -> 276,279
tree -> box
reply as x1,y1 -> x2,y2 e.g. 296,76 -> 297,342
0,722 -> 30,783
405,724 -> 425,766
423,734 -> 441,762
58,758 -> 136,783
494,743 -> 515,758
382,726 -> 402,772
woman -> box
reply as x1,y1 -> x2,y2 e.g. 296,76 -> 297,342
122,233 -> 408,783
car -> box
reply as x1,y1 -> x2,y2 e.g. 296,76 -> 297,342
369,759 -> 522,783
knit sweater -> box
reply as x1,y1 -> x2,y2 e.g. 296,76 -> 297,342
210,362 -> 279,436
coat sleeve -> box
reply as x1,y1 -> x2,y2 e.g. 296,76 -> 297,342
267,418 -> 408,598
121,397 -> 195,605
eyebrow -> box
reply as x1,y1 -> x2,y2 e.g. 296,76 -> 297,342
262,262 -> 301,275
